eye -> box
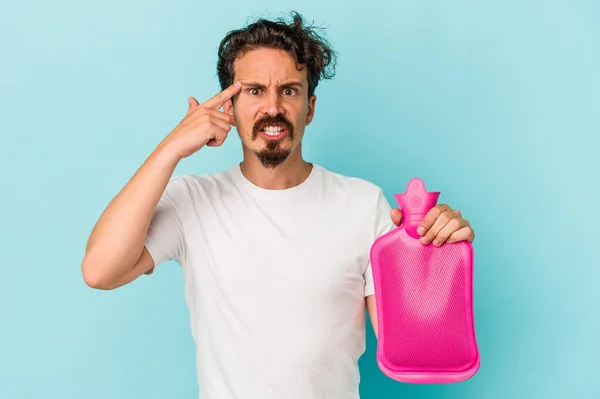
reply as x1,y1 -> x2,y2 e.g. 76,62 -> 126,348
282,88 -> 296,96
248,88 -> 261,95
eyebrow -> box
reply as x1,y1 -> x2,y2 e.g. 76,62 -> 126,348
243,81 -> 304,90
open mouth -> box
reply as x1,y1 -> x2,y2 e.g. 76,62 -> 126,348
259,124 -> 288,139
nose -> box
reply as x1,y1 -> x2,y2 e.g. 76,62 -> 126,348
261,89 -> 284,117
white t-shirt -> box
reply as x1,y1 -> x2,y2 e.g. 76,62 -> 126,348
144,163 -> 395,399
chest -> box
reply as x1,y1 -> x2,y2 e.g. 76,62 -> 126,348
183,199 -> 372,302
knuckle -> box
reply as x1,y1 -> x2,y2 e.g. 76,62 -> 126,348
448,218 -> 461,230
440,211 -> 452,224
424,213 -> 438,225
438,230 -> 451,241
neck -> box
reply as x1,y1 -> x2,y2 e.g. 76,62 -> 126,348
239,144 -> 312,190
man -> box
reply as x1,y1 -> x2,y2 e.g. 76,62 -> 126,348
82,11 -> 474,399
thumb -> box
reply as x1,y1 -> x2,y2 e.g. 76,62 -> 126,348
390,208 -> 403,226
187,96 -> 200,114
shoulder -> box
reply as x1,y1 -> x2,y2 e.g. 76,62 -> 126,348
160,167 -> 238,208
315,164 -> 394,236
315,164 -> 385,200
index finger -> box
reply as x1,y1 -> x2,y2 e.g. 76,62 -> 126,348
201,81 -> 242,110
417,204 -> 451,236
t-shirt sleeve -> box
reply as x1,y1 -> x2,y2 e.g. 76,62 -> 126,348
364,188 -> 396,297
144,176 -> 187,273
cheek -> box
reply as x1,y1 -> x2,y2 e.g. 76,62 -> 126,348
232,104 -> 256,127
280,97 -> 303,115
291,106 -> 309,126
235,95 -> 262,111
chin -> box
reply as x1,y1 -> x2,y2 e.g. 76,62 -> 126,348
252,139 -> 294,168
255,149 -> 292,168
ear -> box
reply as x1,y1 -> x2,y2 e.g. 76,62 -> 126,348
223,99 -> 235,126
305,95 -> 317,126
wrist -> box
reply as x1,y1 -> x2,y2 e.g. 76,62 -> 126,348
153,140 -> 182,167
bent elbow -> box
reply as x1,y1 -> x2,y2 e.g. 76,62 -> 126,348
81,257 -> 115,290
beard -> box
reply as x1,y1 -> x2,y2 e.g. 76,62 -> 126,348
251,114 -> 295,169
255,141 -> 291,168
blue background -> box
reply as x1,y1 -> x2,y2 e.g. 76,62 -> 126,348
1,0 -> 599,398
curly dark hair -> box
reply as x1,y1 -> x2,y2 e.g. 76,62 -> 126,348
216,11 -> 337,99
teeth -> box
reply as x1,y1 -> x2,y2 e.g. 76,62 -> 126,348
263,126 -> 284,136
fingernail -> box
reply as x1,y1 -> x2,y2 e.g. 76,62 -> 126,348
234,81 -> 242,87
417,226 -> 425,235
421,237 -> 429,244
433,239 -> 440,246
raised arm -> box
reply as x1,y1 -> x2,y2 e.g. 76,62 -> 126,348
81,82 -> 242,290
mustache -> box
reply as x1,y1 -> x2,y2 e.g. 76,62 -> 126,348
252,114 -> 294,137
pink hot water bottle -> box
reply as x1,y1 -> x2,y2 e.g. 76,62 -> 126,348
369,177 -> 480,383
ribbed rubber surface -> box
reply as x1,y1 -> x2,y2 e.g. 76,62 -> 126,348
377,242 -> 470,369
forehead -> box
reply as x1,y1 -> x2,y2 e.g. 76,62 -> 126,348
232,48 -> 307,86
